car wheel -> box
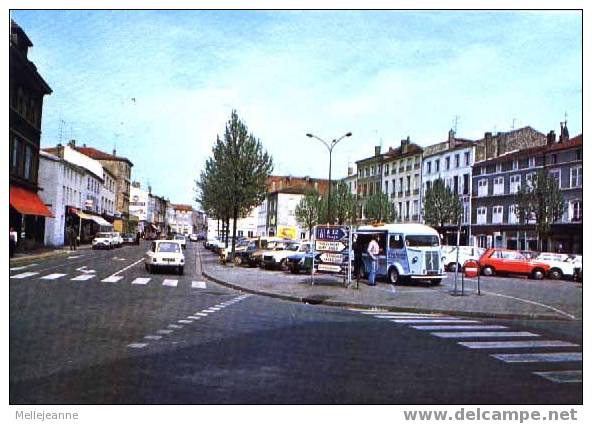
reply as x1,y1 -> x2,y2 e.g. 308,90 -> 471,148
388,267 -> 399,285
531,268 -> 544,280
290,266 -> 300,274
234,256 -> 243,266
178,266 -> 184,275
431,279 -> 442,286
548,268 -> 563,280
280,259 -> 288,271
482,266 -> 494,276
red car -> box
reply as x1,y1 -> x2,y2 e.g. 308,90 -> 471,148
478,248 -> 550,280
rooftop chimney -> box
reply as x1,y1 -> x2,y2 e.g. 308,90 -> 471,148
68,139 -> 76,147
112,149 -> 117,156
374,145 -> 381,156
559,121 -> 569,143
401,136 -> 410,154
448,129 -> 456,149
547,130 -> 556,146
347,165 -> 354,176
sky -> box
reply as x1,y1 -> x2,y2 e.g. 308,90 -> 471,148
11,10 -> 582,206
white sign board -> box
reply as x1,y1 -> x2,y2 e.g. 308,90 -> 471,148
317,264 -> 342,272
319,253 -> 343,264
315,241 -> 346,252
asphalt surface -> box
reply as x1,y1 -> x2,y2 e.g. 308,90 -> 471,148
9,242 -> 582,404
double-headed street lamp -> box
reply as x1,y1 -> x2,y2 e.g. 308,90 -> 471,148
306,131 -> 352,224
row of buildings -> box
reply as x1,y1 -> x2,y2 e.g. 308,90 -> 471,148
9,20 -> 205,251
210,124 -> 581,254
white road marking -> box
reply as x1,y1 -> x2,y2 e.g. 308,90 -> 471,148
67,255 -> 82,259
431,331 -> 540,339
533,370 -> 583,383
361,311 -> 444,316
144,335 -> 162,340
481,290 -> 577,320
10,272 -> 40,279
10,263 -> 37,271
162,279 -> 178,287
203,309 -> 217,313
392,319 -> 480,324
101,276 -> 123,283
459,340 -> 579,349
178,320 -> 193,324
168,324 -> 183,329
131,278 -> 150,285
157,329 -> 173,335
75,266 -> 95,273
492,352 -> 582,363
112,257 -> 126,261
191,281 -> 207,289
195,313 -> 208,316
103,257 -> 145,280
40,273 -> 67,280
71,274 -> 95,281
127,343 -> 148,349
374,315 -> 457,320
412,325 -> 508,331
187,316 -> 201,320
209,307 -> 222,311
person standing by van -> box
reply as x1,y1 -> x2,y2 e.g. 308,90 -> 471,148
367,234 -> 380,286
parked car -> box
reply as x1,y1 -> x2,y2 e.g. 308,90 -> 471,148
173,234 -> 187,249
189,233 -> 198,242
478,248 -> 550,280
220,238 -> 252,263
145,240 -> 185,275
533,252 -> 576,280
92,232 -> 115,250
234,237 -> 285,267
441,246 -> 486,272
111,232 -> 123,248
121,233 -> 136,245
262,241 -> 312,270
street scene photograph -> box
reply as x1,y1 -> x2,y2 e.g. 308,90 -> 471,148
7,6 -> 584,416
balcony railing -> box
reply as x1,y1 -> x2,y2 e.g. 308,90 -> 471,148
406,165 -> 412,171
397,191 -> 403,197
405,190 -> 411,197
413,189 -> 419,195
399,167 -> 405,173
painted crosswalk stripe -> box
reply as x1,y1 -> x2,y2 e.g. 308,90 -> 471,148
131,278 -> 150,285
168,324 -> 183,329
144,335 -> 162,340
195,312 -> 208,317
191,281 -> 207,289
162,279 -> 178,287
10,264 -> 37,271
187,316 -> 201,320
533,370 -> 582,383
10,272 -> 40,279
362,311 -> 444,316
393,319 -> 480,324
412,325 -> 508,331
157,329 -> 173,335
67,255 -> 82,259
41,273 -> 67,280
459,340 -> 579,349
209,307 -> 222,311
127,343 -> 148,349
492,352 -> 582,363
71,274 -> 95,281
101,276 -> 123,283
374,315 -> 453,319
431,331 -> 540,339
178,320 -> 193,324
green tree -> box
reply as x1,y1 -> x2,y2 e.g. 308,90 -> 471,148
295,189 -> 322,240
364,192 -> 396,223
333,181 -> 359,225
423,178 -> 463,230
515,169 -> 564,251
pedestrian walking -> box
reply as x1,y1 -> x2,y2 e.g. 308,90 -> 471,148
136,231 -> 141,245
352,235 -> 364,283
68,226 -> 78,251
367,234 -> 381,286
9,226 -> 17,257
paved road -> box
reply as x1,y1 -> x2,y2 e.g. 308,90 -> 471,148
9,242 -> 582,404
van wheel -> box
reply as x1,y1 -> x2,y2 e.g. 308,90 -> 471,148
388,268 -> 399,285
431,279 -> 442,286
482,266 -> 494,276
548,268 -> 563,280
531,268 -> 544,280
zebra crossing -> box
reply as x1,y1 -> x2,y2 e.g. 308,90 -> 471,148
10,269 -> 208,289
350,308 -> 582,384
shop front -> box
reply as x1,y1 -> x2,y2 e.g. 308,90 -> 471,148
9,185 -> 54,251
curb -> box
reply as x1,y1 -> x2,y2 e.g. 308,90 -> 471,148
10,245 -> 93,265
201,269 -> 574,322
196,246 -> 575,322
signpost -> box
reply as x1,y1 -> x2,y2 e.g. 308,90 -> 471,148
311,225 -> 351,287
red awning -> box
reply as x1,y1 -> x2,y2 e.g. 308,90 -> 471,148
10,186 -> 54,218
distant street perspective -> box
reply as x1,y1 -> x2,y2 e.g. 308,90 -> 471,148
9,10 -> 582,407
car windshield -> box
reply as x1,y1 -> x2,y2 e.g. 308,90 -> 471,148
175,235 -> 184,240
286,244 -> 300,251
96,233 -> 111,238
158,242 -> 181,253
405,235 -> 439,247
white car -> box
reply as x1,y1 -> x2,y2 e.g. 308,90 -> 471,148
145,240 -> 185,275
534,253 -> 577,280
111,232 -> 123,248
262,241 -> 312,270
441,246 -> 486,272
92,232 -> 115,250
174,234 -> 187,249
189,234 -> 198,242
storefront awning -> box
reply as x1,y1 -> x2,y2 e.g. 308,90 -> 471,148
71,209 -> 113,227
10,186 -> 54,218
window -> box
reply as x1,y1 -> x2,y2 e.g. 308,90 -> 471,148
570,166 -> 582,188
549,169 -> 561,188
391,179 -> 396,194
384,180 -> 389,193
389,234 -> 404,249
528,157 -> 536,168
445,156 -> 450,170
492,206 -> 503,224
11,137 -> 19,171
576,149 -> 581,161
512,160 -> 518,170
435,159 -> 440,172
571,200 -> 582,221
463,173 -> 470,195
551,154 -> 557,165
464,151 -> 470,166
24,145 -> 32,179
477,207 -> 487,224
455,154 -> 460,168
495,163 -> 502,173
493,176 -> 504,195
508,205 -> 518,224
525,173 -> 535,187
426,161 -> 432,174
477,179 -> 488,197
509,175 -> 521,193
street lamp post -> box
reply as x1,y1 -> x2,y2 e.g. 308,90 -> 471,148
306,132 -> 352,224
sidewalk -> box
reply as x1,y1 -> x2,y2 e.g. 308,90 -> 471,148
198,247 -> 581,321
9,244 -> 93,265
